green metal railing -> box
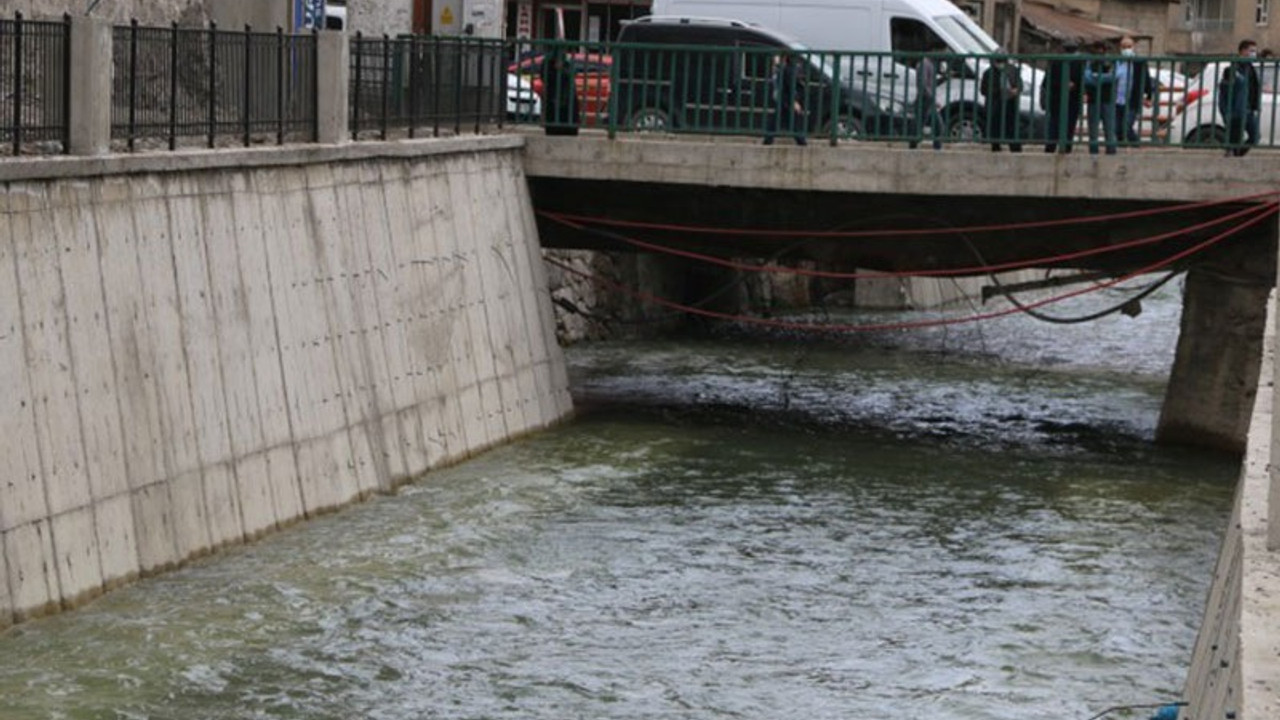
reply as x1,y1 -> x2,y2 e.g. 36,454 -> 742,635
347,34 -> 1280,153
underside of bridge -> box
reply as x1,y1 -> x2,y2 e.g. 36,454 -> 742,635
530,178 -> 1277,453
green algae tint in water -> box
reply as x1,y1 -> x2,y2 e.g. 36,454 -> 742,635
0,285 -> 1239,720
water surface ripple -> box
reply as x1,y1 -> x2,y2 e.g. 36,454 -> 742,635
0,283 -> 1236,719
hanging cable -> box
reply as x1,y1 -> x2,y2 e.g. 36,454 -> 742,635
960,233 -> 1187,325
543,203 -> 1277,334
542,203 -> 1273,281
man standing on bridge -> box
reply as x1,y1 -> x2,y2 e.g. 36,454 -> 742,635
763,51 -> 808,146
1218,39 -> 1261,157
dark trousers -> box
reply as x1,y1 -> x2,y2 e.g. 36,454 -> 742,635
1117,103 -> 1140,143
987,100 -> 1022,152
911,99 -> 943,149
1225,111 -> 1260,156
763,104 -> 807,145
1044,101 -> 1081,153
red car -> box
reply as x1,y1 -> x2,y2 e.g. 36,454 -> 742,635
508,51 -> 612,127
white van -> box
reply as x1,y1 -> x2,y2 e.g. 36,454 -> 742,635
651,0 -> 1044,141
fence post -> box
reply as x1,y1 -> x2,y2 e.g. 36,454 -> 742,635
207,21 -> 217,148
67,16 -> 111,155
242,24 -> 252,147
315,30 -> 349,144
13,12 -> 23,155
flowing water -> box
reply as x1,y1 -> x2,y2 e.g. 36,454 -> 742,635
0,281 -> 1239,720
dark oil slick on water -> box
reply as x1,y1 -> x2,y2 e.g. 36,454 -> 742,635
0,282 -> 1238,719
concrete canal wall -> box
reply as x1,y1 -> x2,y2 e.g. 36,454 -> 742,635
0,136 -> 572,628
1182,292 -> 1280,720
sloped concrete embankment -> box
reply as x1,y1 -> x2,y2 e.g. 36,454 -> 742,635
0,139 -> 572,628
1182,292 -> 1280,720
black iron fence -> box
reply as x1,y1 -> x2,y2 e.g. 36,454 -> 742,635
349,34 -> 506,139
0,13 -> 70,155
111,21 -> 317,151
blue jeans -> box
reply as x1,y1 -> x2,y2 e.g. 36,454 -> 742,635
1088,100 -> 1117,155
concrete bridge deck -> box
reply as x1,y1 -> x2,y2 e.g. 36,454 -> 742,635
522,134 -> 1279,277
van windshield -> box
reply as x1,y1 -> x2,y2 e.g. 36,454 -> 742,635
932,15 -> 1000,54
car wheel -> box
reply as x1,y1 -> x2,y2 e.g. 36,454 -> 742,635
628,107 -> 671,133
823,114 -> 864,141
945,107 -> 984,142
1183,125 -> 1227,147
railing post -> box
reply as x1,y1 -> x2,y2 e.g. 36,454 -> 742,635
13,11 -> 23,155
207,21 -> 217,148
168,22 -> 178,150
276,26 -> 285,145
242,24 -> 252,147
315,29 -> 349,144
127,19 -> 138,151
67,15 -> 111,155
379,34 -> 390,140
351,31 -> 362,140
407,36 -> 418,139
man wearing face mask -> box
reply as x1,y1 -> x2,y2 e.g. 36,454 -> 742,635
1218,39 -> 1262,156
1115,36 -> 1156,145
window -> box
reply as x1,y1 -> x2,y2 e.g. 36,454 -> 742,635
1258,0 -> 1270,25
1184,0 -> 1235,31
891,17 -> 947,53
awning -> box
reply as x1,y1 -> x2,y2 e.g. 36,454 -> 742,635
1020,1 -> 1150,46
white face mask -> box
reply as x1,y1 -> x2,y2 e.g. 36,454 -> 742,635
1120,48 -> 1135,57
1247,49 -> 1259,58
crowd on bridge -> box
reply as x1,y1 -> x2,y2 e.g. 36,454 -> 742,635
538,34 -> 1271,159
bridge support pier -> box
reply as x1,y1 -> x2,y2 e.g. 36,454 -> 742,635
1157,267 -> 1271,453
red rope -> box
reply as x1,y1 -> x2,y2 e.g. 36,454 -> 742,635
538,190 -> 1280,239
544,203 -> 1275,280
544,204 -> 1276,334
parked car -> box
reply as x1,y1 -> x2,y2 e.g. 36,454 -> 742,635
508,51 -> 612,127
1170,60 -> 1279,147
652,0 -> 1046,142
505,71 -> 542,121
612,15 -> 911,140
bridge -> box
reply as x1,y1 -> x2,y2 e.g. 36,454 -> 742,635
523,133 -> 1278,454
0,16 -> 1277,719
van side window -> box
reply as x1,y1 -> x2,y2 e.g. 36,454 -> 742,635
738,43 -> 774,82
890,17 -> 945,54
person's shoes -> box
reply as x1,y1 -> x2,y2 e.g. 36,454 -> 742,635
763,138 -> 774,146
1105,148 -> 1117,155
932,142 -> 942,151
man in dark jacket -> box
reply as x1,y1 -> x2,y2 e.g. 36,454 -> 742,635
1218,39 -> 1262,156
1115,36 -> 1156,144
763,51 -> 808,146
1043,39 -> 1083,153
541,47 -> 580,136
980,54 -> 1023,152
